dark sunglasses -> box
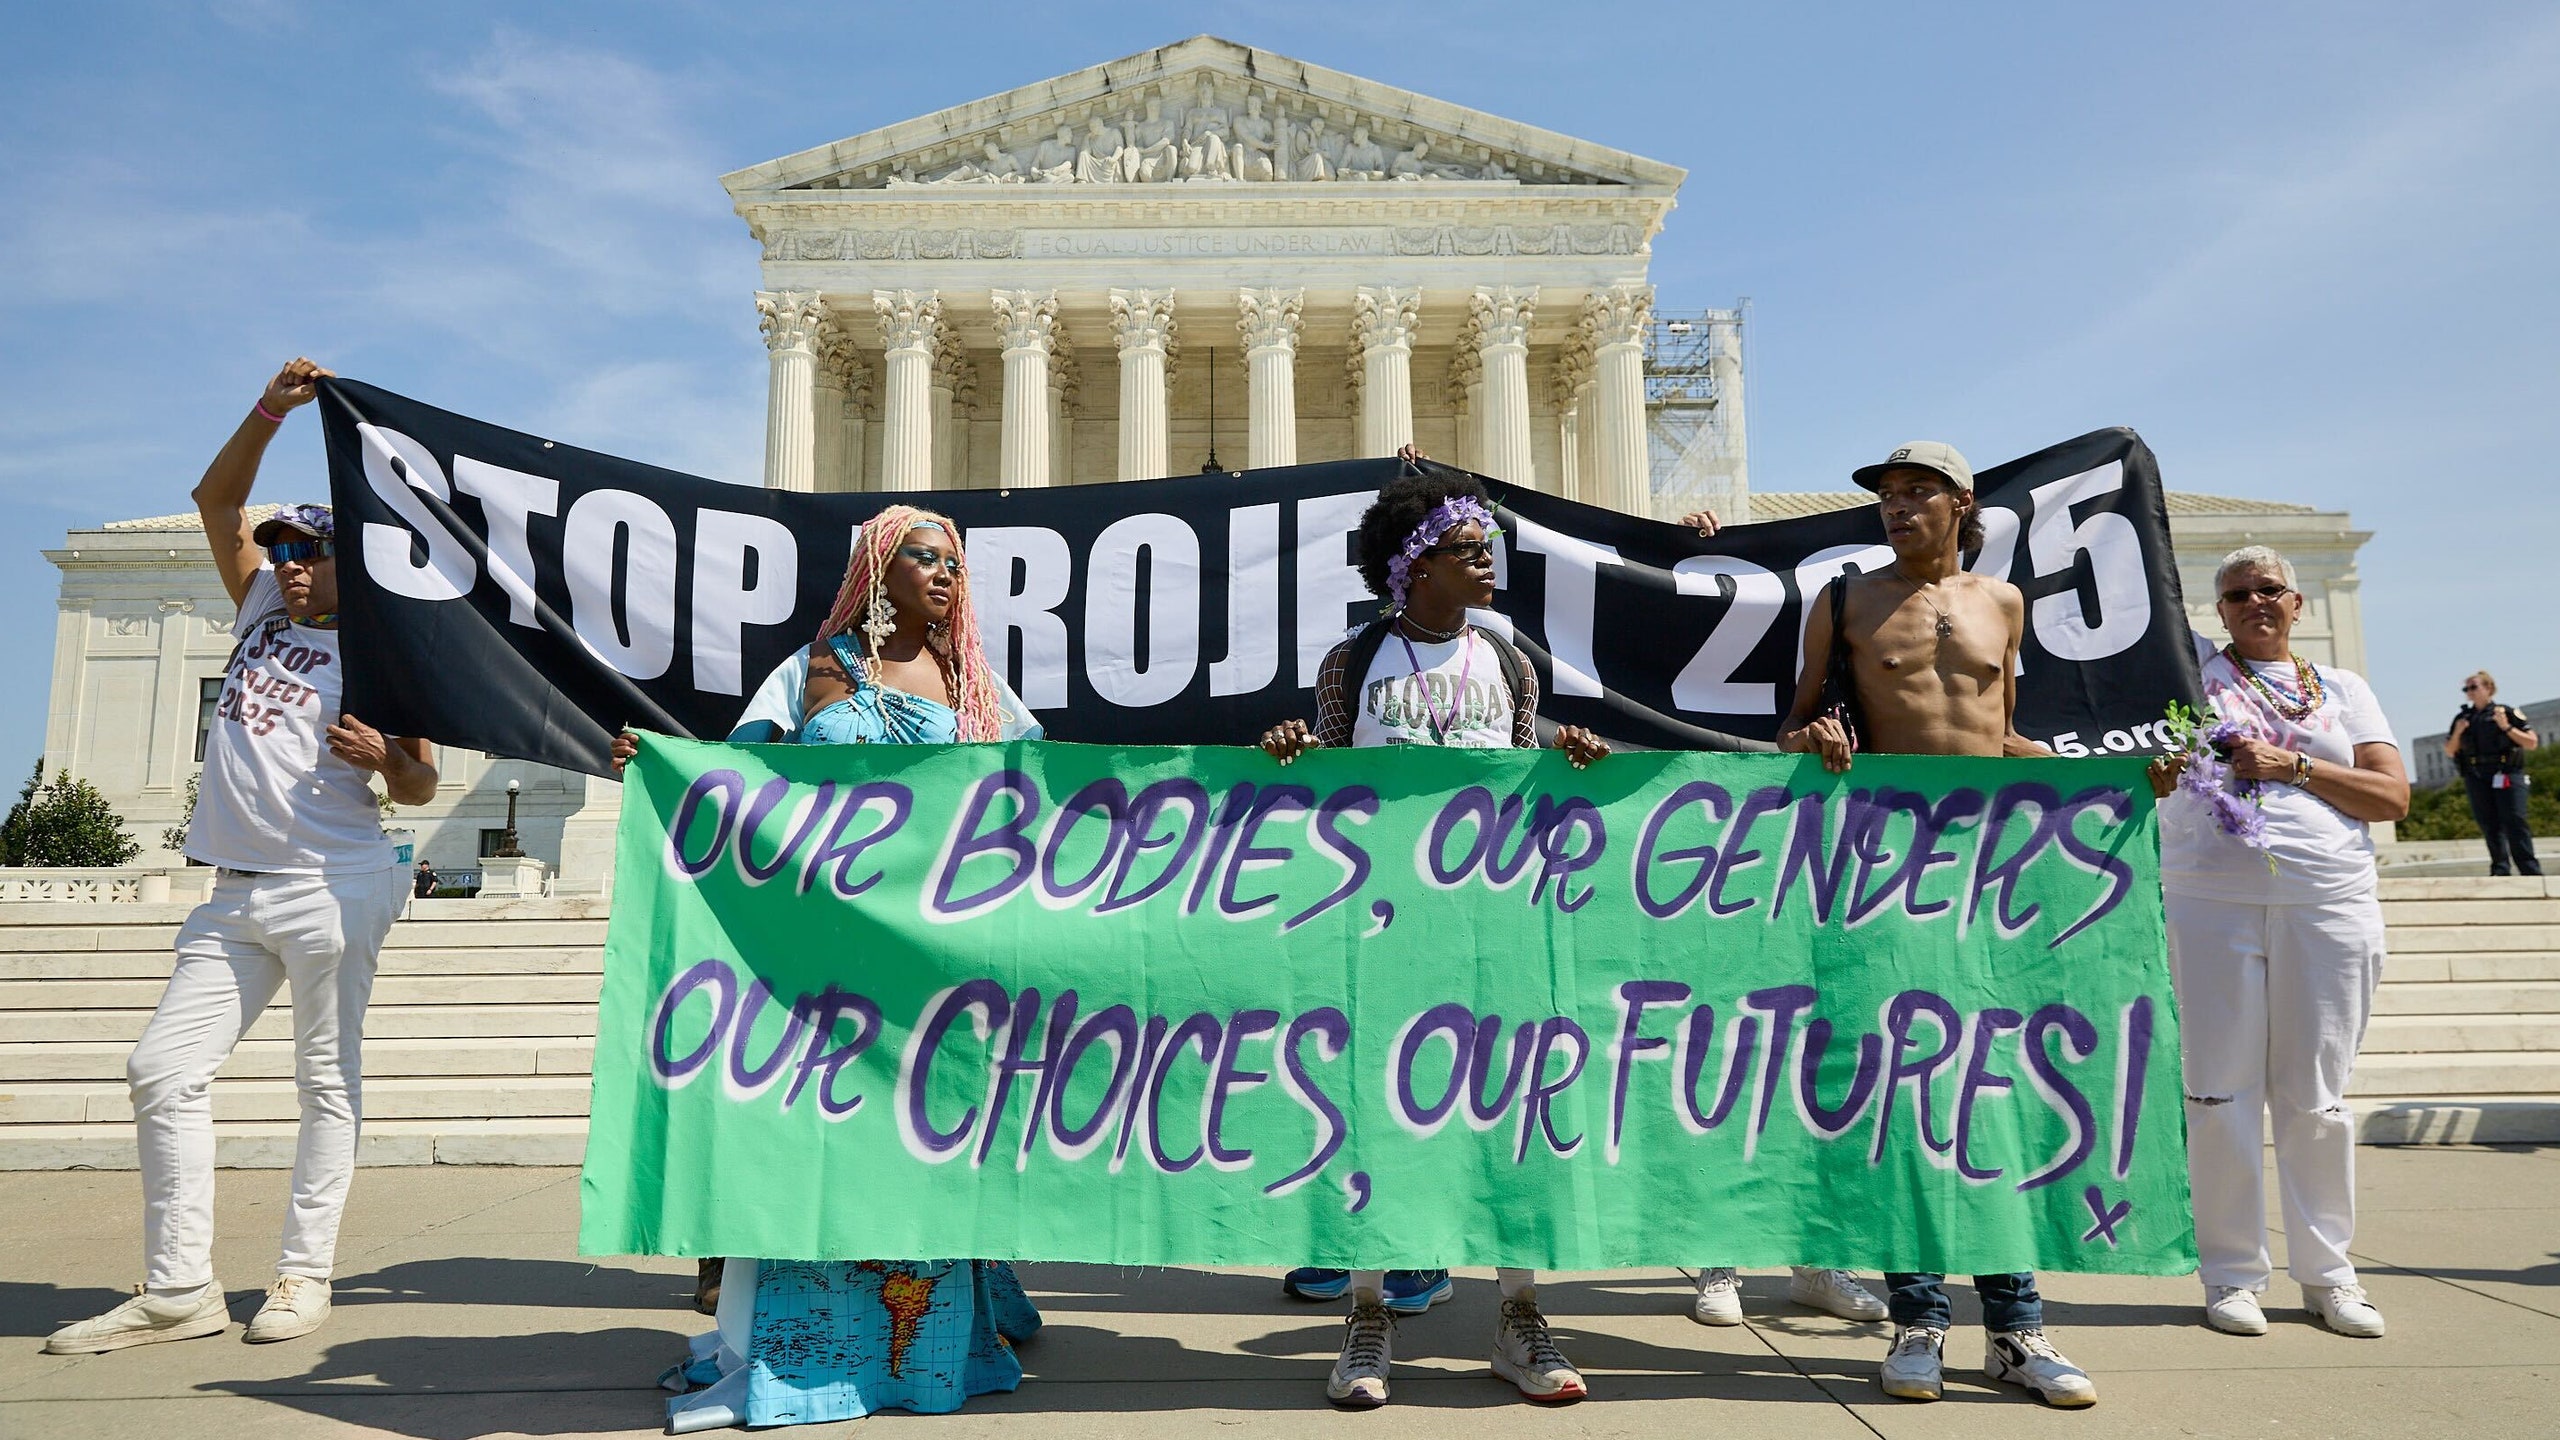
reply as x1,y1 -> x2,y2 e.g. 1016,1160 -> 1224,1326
2218,582 -> 2289,605
896,543 -> 963,576
2462,682 -> 2488,692
267,538 -> 334,567
1422,539 -> 1496,565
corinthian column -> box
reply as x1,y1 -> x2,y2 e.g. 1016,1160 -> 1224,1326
1585,285 -> 1653,515
991,290 -> 1058,488
757,290 -> 824,491
833,347 -> 871,493
1236,288 -> 1302,469
1352,287 -> 1419,457
1708,312 -> 1749,508
872,289 -> 940,491
1110,288 -> 1177,481
1551,346 -> 1590,502
1471,287 -> 1537,487
1445,334 -> 1481,474
1051,327 -> 1080,486
932,332 -> 975,489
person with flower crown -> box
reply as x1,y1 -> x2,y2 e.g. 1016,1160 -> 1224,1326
613,505 -> 1043,1429
2146,544 -> 2409,1343
1258,458 -> 1611,1408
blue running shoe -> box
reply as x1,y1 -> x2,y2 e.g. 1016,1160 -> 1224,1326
1383,1269 -> 1453,1315
1284,1267 -> 1351,1302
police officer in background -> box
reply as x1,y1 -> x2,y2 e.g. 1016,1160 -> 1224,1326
2444,671 -> 2541,876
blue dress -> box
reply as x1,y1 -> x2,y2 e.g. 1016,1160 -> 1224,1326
664,638 -> 1043,1431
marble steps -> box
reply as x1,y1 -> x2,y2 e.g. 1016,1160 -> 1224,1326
0,1036 -> 596,1084
0,1074 -> 593,1127
0,1116 -> 592,1171
0,1002 -> 599,1045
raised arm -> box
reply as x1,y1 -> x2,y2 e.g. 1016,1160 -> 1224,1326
195,358 -> 333,607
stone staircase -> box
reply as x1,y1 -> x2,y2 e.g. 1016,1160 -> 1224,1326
0,896 -> 605,1169
0,878 -> 2553,1169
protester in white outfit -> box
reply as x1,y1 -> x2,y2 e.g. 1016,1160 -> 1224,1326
2149,545 -> 2408,1342
46,359 -> 440,1356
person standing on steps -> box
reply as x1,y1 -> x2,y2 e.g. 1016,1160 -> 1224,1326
1775,442 -> 2097,1409
46,359 -> 438,1356
2445,671 -> 2541,876
1259,460 -> 1612,1410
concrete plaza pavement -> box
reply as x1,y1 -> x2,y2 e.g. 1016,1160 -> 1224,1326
2,1146 -> 2554,1439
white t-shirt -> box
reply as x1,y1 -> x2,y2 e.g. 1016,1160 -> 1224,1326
1349,630 -> 1516,749
185,570 -> 394,874
2160,646 -> 2396,904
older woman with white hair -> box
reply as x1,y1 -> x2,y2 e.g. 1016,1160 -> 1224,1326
2150,545 -> 2409,1341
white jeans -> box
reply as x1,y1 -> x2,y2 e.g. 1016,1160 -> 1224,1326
2164,889 -> 2383,1290
129,868 -> 404,1291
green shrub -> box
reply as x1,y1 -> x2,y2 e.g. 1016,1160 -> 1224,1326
0,761 -> 144,867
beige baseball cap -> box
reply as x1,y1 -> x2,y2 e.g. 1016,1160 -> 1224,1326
1852,440 -> 1974,493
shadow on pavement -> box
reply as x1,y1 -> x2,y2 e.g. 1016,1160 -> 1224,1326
0,1281 -> 136,1339
332,1256 -> 690,1311
194,1327 -> 672,1440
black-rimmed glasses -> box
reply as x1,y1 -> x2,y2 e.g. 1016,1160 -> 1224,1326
1421,540 -> 1495,565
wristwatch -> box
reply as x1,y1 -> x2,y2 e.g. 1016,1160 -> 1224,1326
2291,753 -> 2315,788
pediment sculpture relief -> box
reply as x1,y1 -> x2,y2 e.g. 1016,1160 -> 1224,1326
850,73 -> 1592,190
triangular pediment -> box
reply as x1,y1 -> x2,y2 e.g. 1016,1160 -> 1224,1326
722,35 -> 1683,196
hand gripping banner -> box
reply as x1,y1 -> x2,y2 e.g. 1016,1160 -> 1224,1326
579,735 -> 2196,1276
319,380 -> 2204,773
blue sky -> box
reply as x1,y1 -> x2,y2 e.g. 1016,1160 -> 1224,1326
3,1 -> 2554,764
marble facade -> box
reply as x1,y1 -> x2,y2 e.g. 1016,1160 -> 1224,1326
725,35 -> 1696,506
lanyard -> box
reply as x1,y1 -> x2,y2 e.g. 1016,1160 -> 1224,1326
1396,629 -> 1474,743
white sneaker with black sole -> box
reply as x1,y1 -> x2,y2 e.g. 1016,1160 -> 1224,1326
1788,1267 -> 1887,1321
1690,1268 -> 1743,1326
2302,1282 -> 2385,1338
1984,1329 -> 2098,1408
43,1281 -> 229,1354
1326,1302 -> 1396,1408
2204,1285 -> 2268,1336
1878,1324 -> 1945,1400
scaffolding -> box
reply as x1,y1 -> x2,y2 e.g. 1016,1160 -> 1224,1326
1645,301 -> 1749,524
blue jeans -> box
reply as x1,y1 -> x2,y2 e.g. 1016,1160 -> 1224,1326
1886,1272 -> 2042,1332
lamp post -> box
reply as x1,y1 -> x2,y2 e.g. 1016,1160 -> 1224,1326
496,778 -> 523,858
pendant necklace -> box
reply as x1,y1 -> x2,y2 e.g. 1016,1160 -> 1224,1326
1894,568 -> 1954,639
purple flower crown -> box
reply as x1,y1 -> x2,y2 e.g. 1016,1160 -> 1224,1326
1385,496 -> 1497,609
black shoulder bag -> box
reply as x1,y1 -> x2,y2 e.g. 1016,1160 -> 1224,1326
1816,578 -> 1863,753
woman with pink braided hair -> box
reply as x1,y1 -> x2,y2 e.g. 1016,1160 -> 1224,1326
618,507 -> 1040,1430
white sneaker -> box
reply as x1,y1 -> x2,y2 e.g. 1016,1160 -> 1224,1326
2204,1285 -> 2268,1336
1985,1329 -> 2098,1408
1326,1302 -> 1395,1409
1490,1290 -> 1587,1403
1878,1324 -> 1945,1400
1789,1266 -> 1887,1321
43,1281 -> 229,1354
1690,1267 -> 1743,1326
2302,1282 -> 2386,1338
243,1275 -> 332,1344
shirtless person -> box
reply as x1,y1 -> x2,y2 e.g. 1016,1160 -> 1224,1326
1774,441 -> 2097,1410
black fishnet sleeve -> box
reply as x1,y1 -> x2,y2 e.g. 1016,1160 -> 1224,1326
1509,643 -> 1541,749
1313,638 -> 1358,749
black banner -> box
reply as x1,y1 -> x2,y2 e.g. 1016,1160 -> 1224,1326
321,379 -> 2202,775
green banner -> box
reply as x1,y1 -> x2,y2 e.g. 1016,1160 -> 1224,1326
579,735 -> 2192,1276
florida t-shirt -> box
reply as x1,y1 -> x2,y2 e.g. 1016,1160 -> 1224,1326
185,569 -> 395,874
2160,646 -> 2395,904
1349,630 -> 1516,749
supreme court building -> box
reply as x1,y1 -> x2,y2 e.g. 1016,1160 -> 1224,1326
34,36 -> 2371,888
